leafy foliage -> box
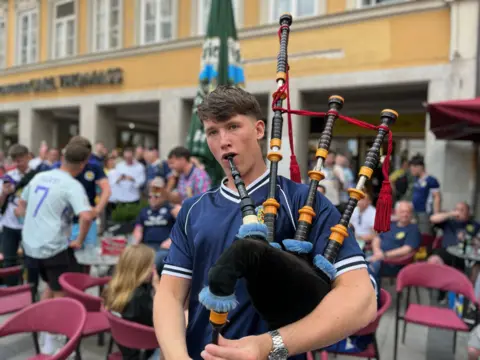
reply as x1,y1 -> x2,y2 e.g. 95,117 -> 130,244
111,199 -> 148,223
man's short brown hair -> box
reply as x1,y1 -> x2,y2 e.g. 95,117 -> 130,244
168,146 -> 190,161
68,136 -> 92,151
8,144 -> 29,159
197,85 -> 263,123
63,143 -> 91,164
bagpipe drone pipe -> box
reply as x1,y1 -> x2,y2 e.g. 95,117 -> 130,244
198,13 -> 398,344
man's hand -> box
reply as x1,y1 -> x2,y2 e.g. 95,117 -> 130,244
201,334 -> 271,360
69,239 -> 83,249
160,239 -> 172,249
2,183 -> 14,195
91,207 -> 100,219
369,251 -> 384,262
450,210 -> 460,219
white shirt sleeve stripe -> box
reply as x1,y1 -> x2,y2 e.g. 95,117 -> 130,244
162,270 -> 193,280
335,263 -> 367,278
334,255 -> 366,269
163,264 -> 193,273
370,274 -> 379,297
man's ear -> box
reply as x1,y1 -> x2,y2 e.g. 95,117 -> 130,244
255,120 -> 265,140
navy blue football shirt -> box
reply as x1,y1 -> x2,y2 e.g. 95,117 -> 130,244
412,175 -> 440,214
135,204 -> 175,245
162,170 -> 368,360
89,154 -> 104,167
379,222 -> 422,252
438,219 -> 480,248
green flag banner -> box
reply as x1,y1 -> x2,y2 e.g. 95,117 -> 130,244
186,0 -> 245,187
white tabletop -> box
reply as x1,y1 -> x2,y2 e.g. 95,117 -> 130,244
74,246 -> 120,266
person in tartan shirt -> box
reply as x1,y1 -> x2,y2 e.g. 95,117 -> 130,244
167,146 -> 212,203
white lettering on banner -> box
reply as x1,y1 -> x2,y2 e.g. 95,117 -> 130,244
200,37 -> 221,74
193,129 -> 206,143
227,37 -> 242,69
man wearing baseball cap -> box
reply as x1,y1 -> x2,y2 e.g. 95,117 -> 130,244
132,177 -> 180,273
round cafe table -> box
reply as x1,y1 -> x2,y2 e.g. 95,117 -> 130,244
75,248 -> 119,267
446,245 -> 480,274
74,246 -> 120,276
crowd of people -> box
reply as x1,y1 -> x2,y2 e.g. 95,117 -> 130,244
0,85 -> 479,359
0,136 -> 213,357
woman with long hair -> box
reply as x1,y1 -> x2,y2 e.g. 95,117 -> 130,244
103,244 -> 163,359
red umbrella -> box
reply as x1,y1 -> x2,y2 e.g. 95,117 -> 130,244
427,97 -> 480,141
427,97 -> 480,215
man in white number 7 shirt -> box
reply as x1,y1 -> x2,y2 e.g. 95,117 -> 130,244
15,143 -> 93,302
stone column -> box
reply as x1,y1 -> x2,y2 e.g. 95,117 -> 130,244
80,102 -> 116,150
19,107 -> 55,152
96,106 -> 117,151
79,102 -> 97,144
159,95 -> 185,158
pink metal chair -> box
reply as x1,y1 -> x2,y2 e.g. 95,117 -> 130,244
58,273 -> 111,357
0,265 -> 32,315
0,297 -> 86,360
394,262 -> 477,360
103,308 -> 159,359
308,288 -> 392,360
382,251 -> 416,267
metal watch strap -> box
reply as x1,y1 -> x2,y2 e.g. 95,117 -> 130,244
268,329 -> 288,359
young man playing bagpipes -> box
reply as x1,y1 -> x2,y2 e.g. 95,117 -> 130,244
153,85 -> 378,360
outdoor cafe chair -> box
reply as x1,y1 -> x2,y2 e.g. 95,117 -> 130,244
0,265 -> 32,315
58,272 -> 112,358
0,297 -> 86,360
103,308 -> 159,360
308,288 -> 392,360
394,262 -> 477,360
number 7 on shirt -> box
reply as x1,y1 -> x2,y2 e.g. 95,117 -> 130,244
33,185 -> 49,217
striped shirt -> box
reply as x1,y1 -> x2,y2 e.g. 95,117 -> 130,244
177,165 -> 211,201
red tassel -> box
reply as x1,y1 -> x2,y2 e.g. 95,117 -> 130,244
373,130 -> 394,233
290,155 -> 301,183
374,180 -> 393,233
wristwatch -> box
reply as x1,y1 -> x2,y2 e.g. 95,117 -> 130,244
268,329 -> 289,360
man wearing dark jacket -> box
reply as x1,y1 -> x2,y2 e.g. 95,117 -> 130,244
0,144 -> 35,287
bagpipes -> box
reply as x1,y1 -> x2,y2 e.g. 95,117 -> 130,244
198,13 -> 397,344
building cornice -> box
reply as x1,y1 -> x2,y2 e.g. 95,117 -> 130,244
0,0 -> 449,77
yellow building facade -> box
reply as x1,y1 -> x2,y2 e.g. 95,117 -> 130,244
0,0 -> 477,210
